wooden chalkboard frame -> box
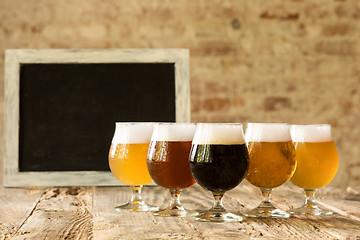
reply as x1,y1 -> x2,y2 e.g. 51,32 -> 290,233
4,49 -> 190,187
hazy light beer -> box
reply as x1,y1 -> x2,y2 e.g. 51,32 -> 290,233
109,143 -> 152,186
189,123 -> 249,222
290,125 -> 339,189
109,125 -> 153,186
108,122 -> 158,212
244,123 -> 296,218
147,123 -> 197,217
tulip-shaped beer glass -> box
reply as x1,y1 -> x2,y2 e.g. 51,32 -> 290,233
108,123 -> 158,212
288,124 -> 339,215
189,123 -> 249,222
147,123 -> 197,217
244,123 -> 296,218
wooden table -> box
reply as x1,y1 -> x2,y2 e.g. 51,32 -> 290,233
1,182 -> 359,239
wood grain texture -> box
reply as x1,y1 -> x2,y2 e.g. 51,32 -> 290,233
1,184 -> 359,239
92,186 -> 206,240
11,187 -> 93,240
0,187 -> 44,240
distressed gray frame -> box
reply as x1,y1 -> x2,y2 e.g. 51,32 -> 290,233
4,49 -> 190,187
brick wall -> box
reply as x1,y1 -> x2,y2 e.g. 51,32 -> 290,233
0,0 -> 359,187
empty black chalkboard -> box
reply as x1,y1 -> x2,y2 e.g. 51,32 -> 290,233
19,63 -> 175,172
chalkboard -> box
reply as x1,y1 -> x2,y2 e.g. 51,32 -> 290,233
4,49 -> 190,186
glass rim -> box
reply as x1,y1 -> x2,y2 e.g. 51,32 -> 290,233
246,122 -> 289,126
291,124 -> 331,127
196,123 -> 243,126
154,122 -> 196,126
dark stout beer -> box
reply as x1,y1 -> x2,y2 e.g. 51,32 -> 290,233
188,123 -> 248,222
189,144 -> 248,193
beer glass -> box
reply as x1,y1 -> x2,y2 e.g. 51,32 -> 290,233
189,123 -> 249,222
244,123 -> 296,218
147,123 -> 197,217
108,122 -> 158,212
288,124 -> 339,215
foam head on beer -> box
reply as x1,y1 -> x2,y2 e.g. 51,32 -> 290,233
150,123 -> 196,141
245,123 -> 292,143
290,124 -> 333,143
192,123 -> 246,145
112,122 -> 155,144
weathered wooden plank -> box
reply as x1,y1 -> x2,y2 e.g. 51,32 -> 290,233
0,187 -> 44,240
11,187 -> 93,240
186,183 -> 329,239
226,182 -> 360,239
2,184 -> 359,240
183,184 -> 262,240
93,186 -> 207,240
267,183 -> 360,239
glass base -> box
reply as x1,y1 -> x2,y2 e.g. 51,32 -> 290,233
195,210 -> 243,222
154,205 -> 198,217
115,201 -> 159,212
244,202 -> 290,218
288,204 -> 333,216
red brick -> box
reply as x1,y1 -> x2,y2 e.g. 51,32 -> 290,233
202,97 -> 231,112
191,98 -> 201,114
260,11 -> 299,20
233,97 -> 246,107
322,24 -> 350,36
205,82 -> 229,95
191,42 -> 237,57
264,97 -> 291,111
315,41 -> 356,55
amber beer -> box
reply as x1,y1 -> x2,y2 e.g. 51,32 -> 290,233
147,123 -> 197,217
147,141 -> 195,189
244,123 -> 296,218
290,125 -> 339,189
246,141 -> 296,189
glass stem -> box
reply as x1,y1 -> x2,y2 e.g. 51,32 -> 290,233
169,189 -> 183,210
304,189 -> 317,208
261,188 -> 272,204
130,185 -> 143,205
212,193 -> 225,212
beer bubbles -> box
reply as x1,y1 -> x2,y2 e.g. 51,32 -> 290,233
244,123 -> 296,218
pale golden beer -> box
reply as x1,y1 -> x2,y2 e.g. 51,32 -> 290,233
244,123 -> 296,218
109,143 -> 153,186
288,124 -> 339,215
246,141 -> 296,189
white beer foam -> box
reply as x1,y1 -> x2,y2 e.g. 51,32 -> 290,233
111,122 -> 155,144
290,124 -> 333,142
192,123 -> 245,145
151,123 -> 196,141
245,123 -> 291,142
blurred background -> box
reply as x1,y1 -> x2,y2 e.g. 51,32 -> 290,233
0,0 -> 358,188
